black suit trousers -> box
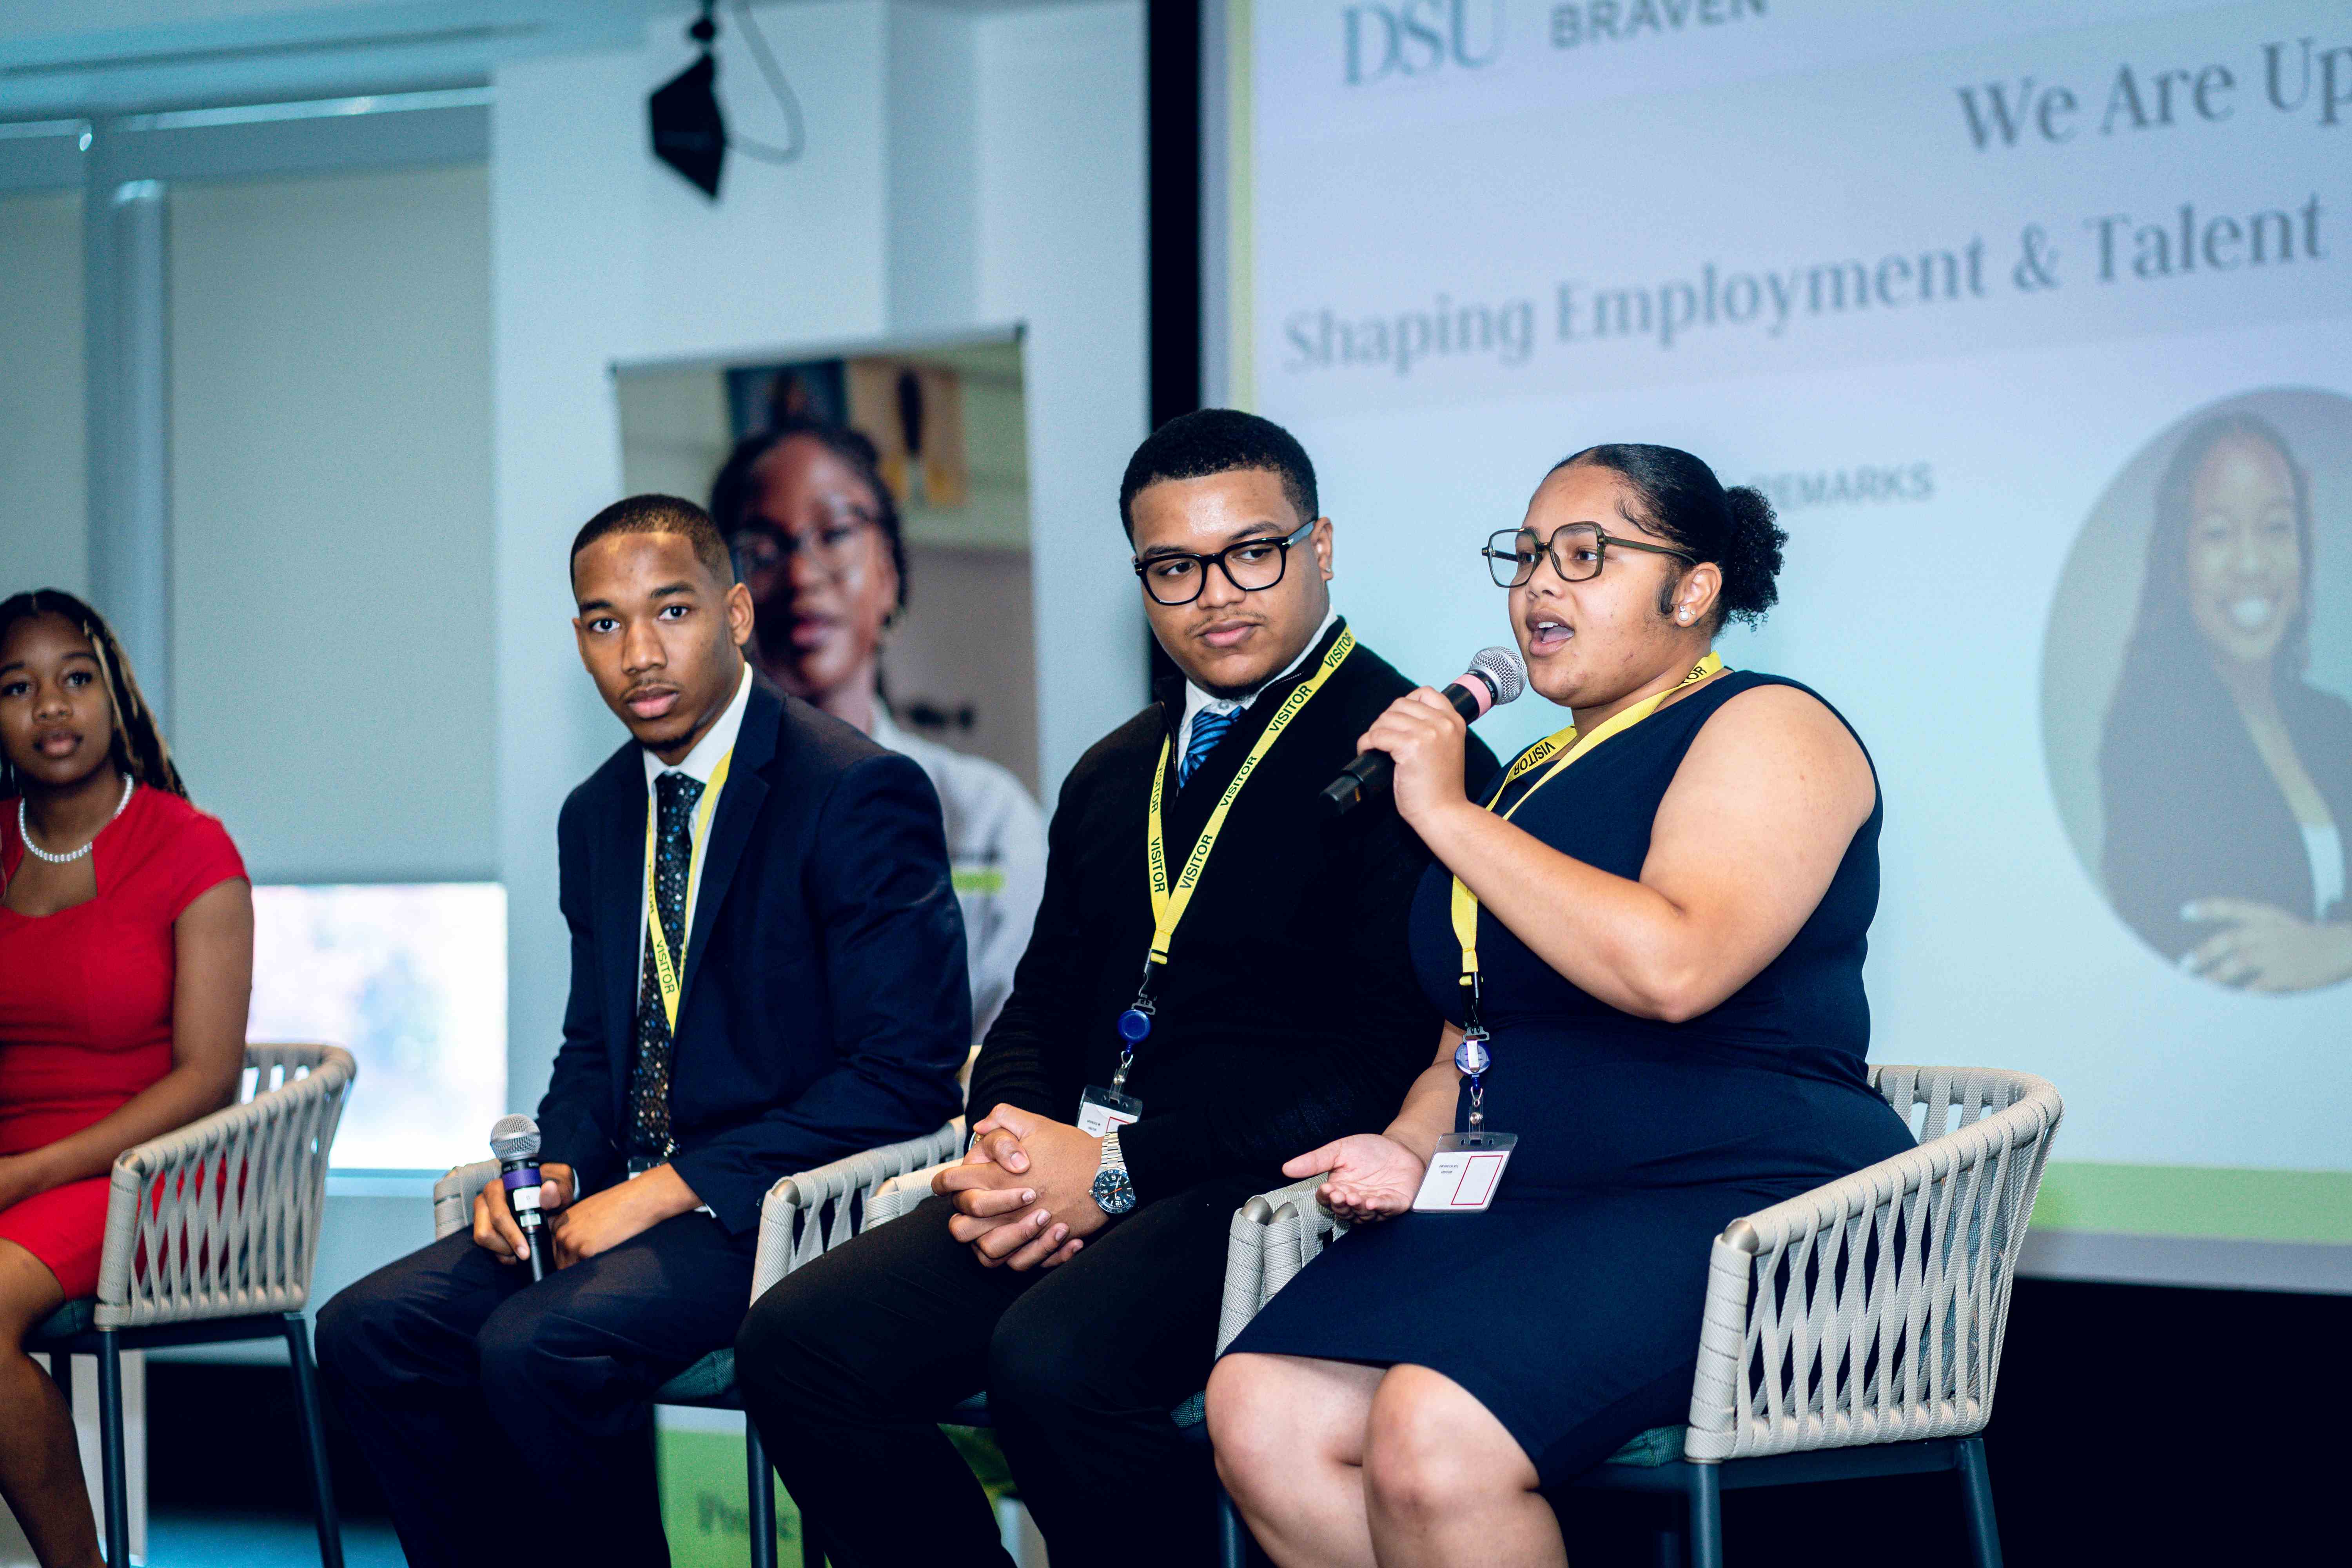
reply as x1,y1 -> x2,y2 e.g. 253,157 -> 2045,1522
735,1176 -> 1263,1568
315,1214 -> 757,1568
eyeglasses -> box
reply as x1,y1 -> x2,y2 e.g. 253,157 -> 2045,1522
1482,524 -> 1695,588
730,507 -> 882,578
1133,521 -> 1315,607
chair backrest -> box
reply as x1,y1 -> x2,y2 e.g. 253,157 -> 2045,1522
1683,1063 -> 2063,1462
432,1160 -> 501,1241
96,1043 -> 357,1328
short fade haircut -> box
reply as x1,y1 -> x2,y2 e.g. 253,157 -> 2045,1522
570,494 -> 735,586
1118,408 -> 1319,537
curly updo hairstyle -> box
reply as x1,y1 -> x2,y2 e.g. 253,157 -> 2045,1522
1548,443 -> 1786,630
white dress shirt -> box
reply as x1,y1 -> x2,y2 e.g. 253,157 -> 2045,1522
870,710 -> 1048,1045
1176,608 -> 1340,760
637,661 -> 754,983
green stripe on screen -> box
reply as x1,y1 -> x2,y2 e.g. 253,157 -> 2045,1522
2030,1162 -> 2352,1244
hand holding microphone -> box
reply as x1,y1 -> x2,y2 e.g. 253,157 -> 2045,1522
1323,647 -> 1525,815
474,1114 -> 574,1279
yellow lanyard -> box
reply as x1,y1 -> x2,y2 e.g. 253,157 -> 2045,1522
1449,653 -> 1724,996
644,749 -> 733,1035
1144,628 -> 1357,972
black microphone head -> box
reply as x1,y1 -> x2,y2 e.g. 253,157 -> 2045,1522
1468,646 -> 1526,708
489,1114 -> 541,1163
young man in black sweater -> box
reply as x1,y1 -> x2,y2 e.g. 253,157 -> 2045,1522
734,410 -> 1497,1566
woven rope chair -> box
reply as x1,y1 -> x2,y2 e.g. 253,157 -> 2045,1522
1213,1064 -> 2063,1568
29,1043 -> 356,1568
430,1120 -> 962,1568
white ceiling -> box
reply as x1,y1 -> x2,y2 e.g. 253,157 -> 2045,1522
0,0 -> 1089,120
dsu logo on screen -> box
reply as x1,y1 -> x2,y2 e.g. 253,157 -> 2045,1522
1344,0 -> 1504,85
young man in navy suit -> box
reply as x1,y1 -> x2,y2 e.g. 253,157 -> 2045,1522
317,495 -> 970,1568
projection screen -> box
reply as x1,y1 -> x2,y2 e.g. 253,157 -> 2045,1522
1204,0 -> 2352,1291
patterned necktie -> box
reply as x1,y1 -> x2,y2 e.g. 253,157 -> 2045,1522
1179,705 -> 1238,786
630,770 -> 705,1165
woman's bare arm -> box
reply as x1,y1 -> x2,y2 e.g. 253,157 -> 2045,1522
1415,685 -> 1875,1022
1382,1023 -> 1466,1165
0,879 -> 252,1204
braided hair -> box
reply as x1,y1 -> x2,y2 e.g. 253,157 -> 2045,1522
0,589 -> 189,802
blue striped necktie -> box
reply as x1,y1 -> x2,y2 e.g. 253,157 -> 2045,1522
1179,706 -> 1238,786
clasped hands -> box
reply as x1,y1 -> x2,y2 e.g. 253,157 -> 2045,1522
931,1103 -> 1109,1271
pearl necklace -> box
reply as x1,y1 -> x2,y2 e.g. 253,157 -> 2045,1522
18,775 -> 136,865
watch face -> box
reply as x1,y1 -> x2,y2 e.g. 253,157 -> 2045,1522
1091,1166 -> 1136,1215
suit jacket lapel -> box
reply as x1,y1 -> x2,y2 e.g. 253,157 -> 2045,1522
1162,617 -> 1348,850
595,759 -> 648,1111
677,682 -> 781,1009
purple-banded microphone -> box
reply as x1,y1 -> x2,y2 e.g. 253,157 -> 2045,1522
490,1114 -> 553,1283
1321,647 -> 1526,815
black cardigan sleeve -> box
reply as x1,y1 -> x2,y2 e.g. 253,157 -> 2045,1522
965,754 -> 1097,1125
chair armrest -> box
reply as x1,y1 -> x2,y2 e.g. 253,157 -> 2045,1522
1684,1071 -> 2063,1463
865,1160 -> 960,1230
96,1044 -> 357,1329
750,1122 -> 965,1301
432,1161 -> 502,1242
1215,1175 -> 1341,1355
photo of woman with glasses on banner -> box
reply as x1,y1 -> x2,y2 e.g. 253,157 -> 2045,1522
707,409 -> 1045,1047
615,337 -> 1047,1056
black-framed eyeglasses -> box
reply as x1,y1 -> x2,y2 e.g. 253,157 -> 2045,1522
729,506 -> 883,578
1133,521 -> 1316,607
1482,524 -> 1695,588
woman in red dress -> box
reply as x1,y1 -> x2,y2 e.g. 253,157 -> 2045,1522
0,591 -> 251,1568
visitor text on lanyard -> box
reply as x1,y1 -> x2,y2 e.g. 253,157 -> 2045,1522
1078,629 -> 1357,1135
1446,653 -> 1724,1127
644,750 -> 734,1036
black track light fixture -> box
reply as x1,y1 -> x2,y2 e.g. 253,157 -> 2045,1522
648,0 -> 805,201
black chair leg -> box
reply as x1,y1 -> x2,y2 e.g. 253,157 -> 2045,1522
800,1511 -> 827,1568
1956,1435 -> 2002,1568
1686,1463 -> 1724,1568
284,1315 -> 347,1568
96,1332 -> 131,1568
744,1418 -> 777,1568
1216,1475 -> 1249,1568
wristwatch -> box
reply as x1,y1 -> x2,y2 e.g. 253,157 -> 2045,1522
1090,1128 -> 1137,1216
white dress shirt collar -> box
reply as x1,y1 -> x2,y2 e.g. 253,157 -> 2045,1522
1178,608 -> 1339,759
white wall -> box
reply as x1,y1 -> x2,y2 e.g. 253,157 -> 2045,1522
0,191 -> 87,599
170,164 -> 495,881
975,1 -> 1148,796
493,0 -> 1147,1110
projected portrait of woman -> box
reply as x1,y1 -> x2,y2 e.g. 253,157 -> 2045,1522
2098,413 -> 2352,991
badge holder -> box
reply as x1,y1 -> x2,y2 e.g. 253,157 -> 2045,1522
1078,972 -> 1152,1137
1412,981 -> 1514,1212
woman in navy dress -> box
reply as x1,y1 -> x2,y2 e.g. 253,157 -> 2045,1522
1208,444 -> 1916,1567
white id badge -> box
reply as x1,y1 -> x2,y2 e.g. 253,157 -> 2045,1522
1411,1132 -> 1517,1212
1076,1085 -> 1144,1137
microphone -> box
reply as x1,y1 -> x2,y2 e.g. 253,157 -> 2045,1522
490,1114 -> 554,1283
1322,646 -> 1526,815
